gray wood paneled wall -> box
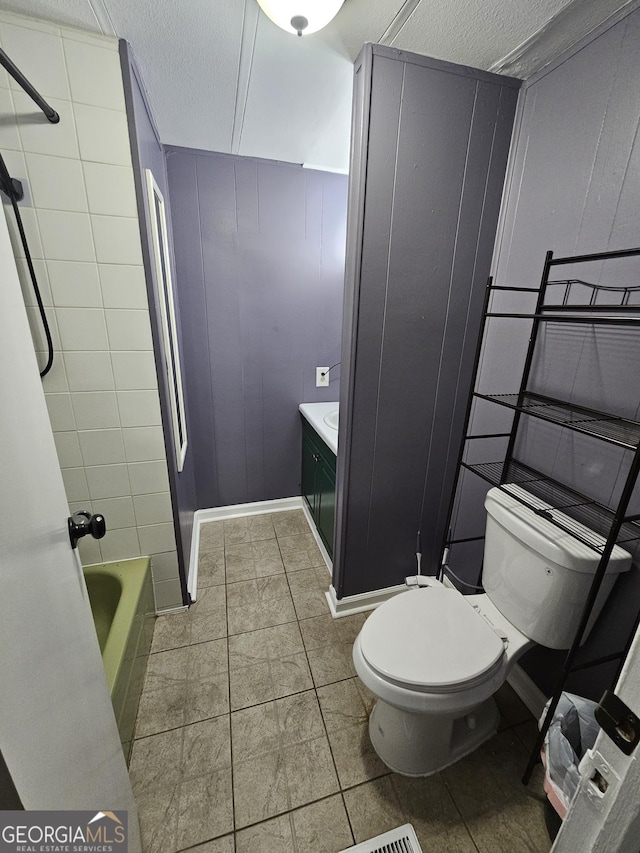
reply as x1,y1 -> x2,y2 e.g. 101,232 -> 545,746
334,45 -> 520,598
165,148 -> 348,509
448,6 -> 640,699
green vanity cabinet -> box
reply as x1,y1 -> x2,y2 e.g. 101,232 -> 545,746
301,419 -> 336,559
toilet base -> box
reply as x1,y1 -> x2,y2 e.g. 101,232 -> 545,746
368,696 -> 500,777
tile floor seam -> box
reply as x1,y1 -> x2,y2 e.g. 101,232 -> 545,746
222,525 -> 239,838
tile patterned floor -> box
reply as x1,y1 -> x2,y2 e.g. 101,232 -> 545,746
129,509 -> 551,853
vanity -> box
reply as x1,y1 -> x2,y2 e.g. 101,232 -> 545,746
299,402 -> 338,559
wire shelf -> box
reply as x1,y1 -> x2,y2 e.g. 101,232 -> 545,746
461,459 -> 640,552
475,392 -> 640,450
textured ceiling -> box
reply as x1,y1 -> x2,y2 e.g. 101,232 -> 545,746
0,0 -> 633,171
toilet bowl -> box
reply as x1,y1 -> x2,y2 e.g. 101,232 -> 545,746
353,578 -> 533,776
352,485 -> 632,777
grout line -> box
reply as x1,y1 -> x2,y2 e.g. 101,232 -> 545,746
221,522 -> 238,837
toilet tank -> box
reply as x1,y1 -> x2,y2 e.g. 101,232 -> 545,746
482,485 -> 631,649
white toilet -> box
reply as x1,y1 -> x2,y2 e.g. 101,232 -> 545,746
352,485 -> 631,777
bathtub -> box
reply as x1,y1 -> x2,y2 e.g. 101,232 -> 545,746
84,558 -> 155,763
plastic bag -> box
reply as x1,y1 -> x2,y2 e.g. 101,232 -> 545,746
541,692 -> 600,818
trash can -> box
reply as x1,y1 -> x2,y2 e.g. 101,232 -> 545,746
540,692 -> 600,822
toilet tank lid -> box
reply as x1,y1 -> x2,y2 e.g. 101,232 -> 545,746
359,586 -> 505,690
485,485 -> 632,574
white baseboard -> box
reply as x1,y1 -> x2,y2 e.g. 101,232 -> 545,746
507,664 -> 548,720
196,496 -> 304,524
156,604 -> 189,616
299,500 -> 332,576
188,496 -> 311,601
325,582 -> 407,618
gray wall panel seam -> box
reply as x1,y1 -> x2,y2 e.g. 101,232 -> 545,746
364,60 -> 407,572
419,80 -> 479,527
195,153 -> 220,504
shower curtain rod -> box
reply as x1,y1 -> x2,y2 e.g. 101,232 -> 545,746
0,47 -> 59,123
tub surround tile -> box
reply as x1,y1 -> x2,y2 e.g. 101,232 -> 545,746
111,351 -> 158,391
57,308 -> 108,351
85,463 -> 130,500
60,466 -> 89,502
63,38 -> 126,111
99,263 -> 148,309
53,430 -> 83,468
6,207 -> 42,265
16,258 -> 51,307
153,577 -> 185,611
45,392 -> 76,431
2,16 -> 176,617
78,428 -> 125,466
37,209 -> 96,262
26,152 -> 87,213
64,352 -> 114,392
100,528 -> 141,562
2,23 -> 70,100
92,215 -> 143,265
74,102 -> 131,166
14,93 -> 79,160
83,161 -> 137,217
122,426 -> 166,463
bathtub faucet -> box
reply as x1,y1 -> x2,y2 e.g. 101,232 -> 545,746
68,510 -> 107,549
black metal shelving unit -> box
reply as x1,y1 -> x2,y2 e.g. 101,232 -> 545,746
442,246 -> 640,785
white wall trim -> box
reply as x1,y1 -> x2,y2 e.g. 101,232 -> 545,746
299,500 -> 333,575
156,604 -> 189,616
325,582 -> 407,618
506,664 -> 548,720
488,0 -> 640,81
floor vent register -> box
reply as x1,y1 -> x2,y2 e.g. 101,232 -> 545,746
339,824 -> 423,853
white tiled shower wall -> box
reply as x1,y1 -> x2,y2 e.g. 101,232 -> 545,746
0,10 -> 182,610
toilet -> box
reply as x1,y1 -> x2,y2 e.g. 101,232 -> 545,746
352,485 -> 632,777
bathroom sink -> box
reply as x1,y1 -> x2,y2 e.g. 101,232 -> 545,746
323,409 -> 339,430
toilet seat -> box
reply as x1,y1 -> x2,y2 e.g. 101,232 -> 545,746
359,585 -> 506,694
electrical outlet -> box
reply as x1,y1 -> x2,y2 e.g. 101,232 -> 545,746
316,367 -> 330,387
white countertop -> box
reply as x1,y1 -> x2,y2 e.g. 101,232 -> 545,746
299,402 -> 339,454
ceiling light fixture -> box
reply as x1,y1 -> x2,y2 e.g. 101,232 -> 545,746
256,1 -> 345,37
